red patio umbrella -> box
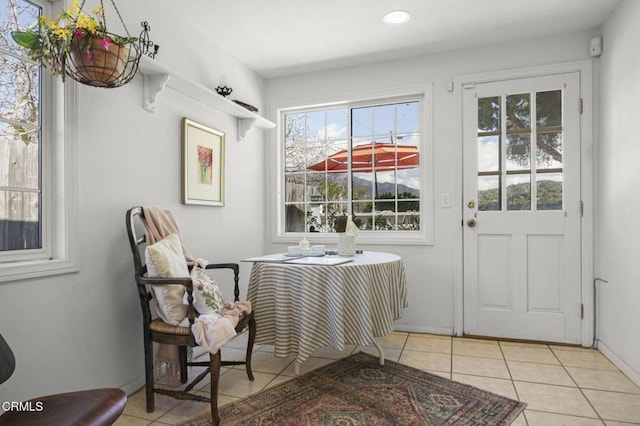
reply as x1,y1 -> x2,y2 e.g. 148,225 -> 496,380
307,142 -> 419,173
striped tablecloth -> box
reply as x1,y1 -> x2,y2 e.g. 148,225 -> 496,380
247,251 -> 408,364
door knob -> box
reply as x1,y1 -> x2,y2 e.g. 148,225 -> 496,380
467,218 -> 476,227
467,200 -> 476,209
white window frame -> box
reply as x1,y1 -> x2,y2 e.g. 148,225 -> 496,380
0,0 -> 78,282
271,84 -> 434,246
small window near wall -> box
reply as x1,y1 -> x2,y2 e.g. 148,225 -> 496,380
281,95 -> 427,241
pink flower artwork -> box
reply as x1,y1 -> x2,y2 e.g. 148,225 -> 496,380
197,145 -> 213,185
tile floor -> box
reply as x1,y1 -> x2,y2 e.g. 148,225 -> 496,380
116,332 -> 640,425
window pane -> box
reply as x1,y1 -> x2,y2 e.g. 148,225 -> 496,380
478,175 -> 500,211
478,135 -> 500,172
285,174 -> 305,202
506,134 -> 530,171
1,0 -> 40,57
478,97 -> 500,132
537,173 -> 563,210
506,175 -> 531,211
0,54 -> 40,124
0,190 -> 41,251
536,90 -> 562,128
396,102 -> 419,134
373,104 -> 395,136
536,131 -> 563,169
284,203 -> 305,232
506,93 -> 530,131
352,106 -> 372,138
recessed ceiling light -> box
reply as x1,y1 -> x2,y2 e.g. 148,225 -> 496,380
383,10 -> 410,25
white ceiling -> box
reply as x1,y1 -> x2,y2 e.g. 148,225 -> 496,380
165,0 -> 620,79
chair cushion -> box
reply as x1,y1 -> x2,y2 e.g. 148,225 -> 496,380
184,266 -> 225,316
145,234 -> 189,325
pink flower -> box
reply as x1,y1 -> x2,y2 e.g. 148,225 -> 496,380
100,37 -> 111,49
75,28 -> 83,38
86,50 -> 93,61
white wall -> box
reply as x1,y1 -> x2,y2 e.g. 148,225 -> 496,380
0,1 -> 269,403
265,32 -> 599,334
596,0 -> 640,384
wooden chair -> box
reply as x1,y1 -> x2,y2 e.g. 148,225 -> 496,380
125,206 -> 255,425
0,333 -> 127,426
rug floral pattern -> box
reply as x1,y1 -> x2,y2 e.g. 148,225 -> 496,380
184,352 -> 526,425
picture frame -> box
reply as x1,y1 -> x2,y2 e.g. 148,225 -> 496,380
182,118 -> 225,206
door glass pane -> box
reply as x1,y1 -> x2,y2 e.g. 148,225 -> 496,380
506,93 -> 530,131
478,175 -> 500,211
506,175 -> 531,210
478,135 -> 500,172
536,90 -> 562,128
536,131 -> 563,169
537,173 -> 563,210
478,97 -> 500,132
506,134 -> 530,171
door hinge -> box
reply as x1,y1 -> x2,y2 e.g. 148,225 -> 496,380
581,303 -> 584,319
580,201 -> 584,217
580,98 -> 584,114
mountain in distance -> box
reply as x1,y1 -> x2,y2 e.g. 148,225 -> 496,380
352,176 -> 419,198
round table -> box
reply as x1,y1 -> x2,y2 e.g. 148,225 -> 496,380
246,251 -> 408,373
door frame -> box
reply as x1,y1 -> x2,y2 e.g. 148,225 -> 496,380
451,60 -> 594,346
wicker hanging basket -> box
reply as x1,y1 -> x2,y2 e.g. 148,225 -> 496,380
68,37 -> 128,87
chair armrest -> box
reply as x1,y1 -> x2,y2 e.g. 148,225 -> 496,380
204,263 -> 241,302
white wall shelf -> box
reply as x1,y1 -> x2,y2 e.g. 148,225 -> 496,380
137,56 -> 275,141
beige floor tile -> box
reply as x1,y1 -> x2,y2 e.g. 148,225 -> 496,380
154,399 -> 209,425
355,345 -> 402,362
217,370 -> 276,398
524,410 -> 605,425
452,355 -> 510,379
376,332 -> 409,349
502,345 -> 561,365
451,373 -> 518,399
309,345 -> 356,359
567,367 -> 640,394
113,414 -> 153,425
399,349 -> 451,373
582,389 -> 640,423
238,350 -> 295,375
514,381 -> 598,418
511,412 -> 529,425
280,356 -> 337,376
553,348 -> 618,370
453,339 -> 504,359
404,335 -> 452,354
122,390 -> 181,421
410,332 -> 452,341
551,344 -> 599,352
604,421 -> 640,426
507,359 -> 576,386
453,336 -> 500,345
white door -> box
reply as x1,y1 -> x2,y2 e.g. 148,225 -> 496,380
462,73 -> 582,343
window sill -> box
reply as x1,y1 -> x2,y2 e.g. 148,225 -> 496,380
273,232 -> 433,246
0,257 -> 79,283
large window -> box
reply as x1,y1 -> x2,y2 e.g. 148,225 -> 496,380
282,97 -> 423,236
1,0 -> 42,253
0,0 -> 77,280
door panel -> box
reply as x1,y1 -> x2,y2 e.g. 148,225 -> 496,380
463,72 -> 582,343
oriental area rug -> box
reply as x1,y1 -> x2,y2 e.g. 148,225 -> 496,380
180,352 -> 526,425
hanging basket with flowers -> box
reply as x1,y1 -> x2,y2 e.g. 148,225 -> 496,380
11,0 -> 146,88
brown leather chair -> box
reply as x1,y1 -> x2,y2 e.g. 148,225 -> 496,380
0,333 -> 127,426
125,206 -> 256,425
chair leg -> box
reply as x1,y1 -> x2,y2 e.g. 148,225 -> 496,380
245,314 -> 257,381
179,346 -> 188,384
143,333 -> 155,412
210,350 -> 222,426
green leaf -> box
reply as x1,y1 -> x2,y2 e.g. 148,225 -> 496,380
11,30 -> 39,49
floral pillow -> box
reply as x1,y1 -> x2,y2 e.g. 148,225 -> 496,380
145,233 -> 189,325
184,266 -> 224,316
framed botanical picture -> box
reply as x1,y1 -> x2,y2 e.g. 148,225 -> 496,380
182,118 -> 225,206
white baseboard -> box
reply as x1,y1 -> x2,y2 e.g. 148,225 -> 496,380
120,375 -> 146,396
597,340 -> 640,387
